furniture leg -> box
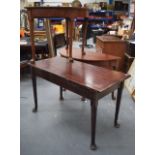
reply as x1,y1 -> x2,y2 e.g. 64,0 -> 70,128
111,64 -> 118,100
90,99 -> 98,150
27,12 -> 35,62
111,91 -> 116,100
60,86 -> 64,100
114,82 -> 124,128
68,18 -> 74,62
31,67 -> 38,112
45,19 -> 55,57
81,96 -> 86,101
66,18 -> 69,51
81,18 -> 88,55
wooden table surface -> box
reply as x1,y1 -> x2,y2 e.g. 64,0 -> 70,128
31,57 -> 129,93
60,48 -> 121,71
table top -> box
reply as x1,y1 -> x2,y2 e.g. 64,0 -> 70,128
26,6 -> 89,18
30,57 -> 129,92
60,48 -> 121,62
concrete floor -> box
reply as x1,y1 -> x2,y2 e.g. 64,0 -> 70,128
20,72 -> 135,155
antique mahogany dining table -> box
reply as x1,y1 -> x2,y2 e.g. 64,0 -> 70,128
29,56 -> 130,150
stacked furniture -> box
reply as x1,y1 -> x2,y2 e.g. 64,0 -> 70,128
26,6 -> 130,150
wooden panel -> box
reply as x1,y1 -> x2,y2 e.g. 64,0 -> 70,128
96,35 -> 127,71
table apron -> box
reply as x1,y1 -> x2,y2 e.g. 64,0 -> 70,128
28,10 -> 88,19
32,67 -> 98,100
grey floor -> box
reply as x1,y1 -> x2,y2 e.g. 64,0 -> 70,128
20,39 -> 135,155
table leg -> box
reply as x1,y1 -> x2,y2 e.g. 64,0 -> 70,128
111,91 -> 116,100
59,86 -> 64,100
114,82 -> 124,128
27,13 -> 35,62
68,18 -> 74,62
111,64 -> 118,100
65,18 -> 69,51
31,67 -> 38,112
90,99 -> 98,150
81,18 -> 88,55
81,96 -> 86,101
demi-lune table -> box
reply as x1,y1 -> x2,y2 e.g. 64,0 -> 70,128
26,6 -> 89,62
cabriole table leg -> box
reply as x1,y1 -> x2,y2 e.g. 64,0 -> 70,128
59,86 -> 64,100
111,91 -> 116,100
90,99 -> 98,150
114,82 -> 124,128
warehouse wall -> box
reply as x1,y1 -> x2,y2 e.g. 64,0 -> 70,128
26,0 -> 109,5
80,0 -> 108,5
21,0 -> 130,9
